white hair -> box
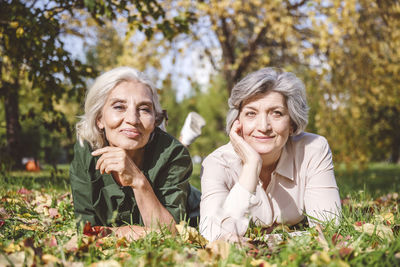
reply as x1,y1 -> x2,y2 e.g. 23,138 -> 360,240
226,67 -> 309,135
76,66 -> 163,149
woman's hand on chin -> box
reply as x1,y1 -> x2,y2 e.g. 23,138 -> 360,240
229,120 -> 262,193
92,146 -> 146,188
229,120 -> 262,171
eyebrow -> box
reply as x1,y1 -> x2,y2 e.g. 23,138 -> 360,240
243,105 -> 287,110
109,98 -> 153,107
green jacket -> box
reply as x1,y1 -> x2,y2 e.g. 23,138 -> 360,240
70,127 -> 193,227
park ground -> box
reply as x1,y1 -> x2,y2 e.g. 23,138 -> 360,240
0,163 -> 399,266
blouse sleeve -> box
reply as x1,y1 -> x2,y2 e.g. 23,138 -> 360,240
153,144 -> 193,224
199,154 -> 259,242
304,136 -> 341,225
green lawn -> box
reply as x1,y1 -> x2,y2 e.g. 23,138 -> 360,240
0,163 -> 399,266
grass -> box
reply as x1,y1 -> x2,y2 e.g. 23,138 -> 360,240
0,163 -> 399,266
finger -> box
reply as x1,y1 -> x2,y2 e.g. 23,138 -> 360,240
92,146 -> 121,156
99,158 -> 123,174
95,149 -> 125,170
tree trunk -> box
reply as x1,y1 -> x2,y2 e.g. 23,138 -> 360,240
4,81 -> 23,169
390,137 -> 400,164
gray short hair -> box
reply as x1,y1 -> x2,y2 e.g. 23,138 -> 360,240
226,67 -> 309,135
76,66 -> 163,149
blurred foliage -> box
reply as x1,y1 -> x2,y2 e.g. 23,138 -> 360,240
166,0 -> 400,165
1,0 -> 399,168
309,0 -> 400,164
0,0 -> 194,170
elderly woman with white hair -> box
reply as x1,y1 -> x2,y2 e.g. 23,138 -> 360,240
70,66 -> 200,240
199,67 -> 341,242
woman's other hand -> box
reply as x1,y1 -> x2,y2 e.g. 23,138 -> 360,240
229,120 -> 262,193
92,146 -> 145,188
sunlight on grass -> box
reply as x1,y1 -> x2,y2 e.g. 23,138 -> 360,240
1,163 -> 399,266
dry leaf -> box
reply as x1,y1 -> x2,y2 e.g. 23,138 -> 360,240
310,251 -> 331,265
250,258 -> 272,266
4,242 -> 21,253
354,223 -> 394,241
175,221 -> 208,246
42,254 -> 61,264
48,208 -> 60,219
206,239 -> 230,260
91,259 -> 121,267
0,252 -> 25,267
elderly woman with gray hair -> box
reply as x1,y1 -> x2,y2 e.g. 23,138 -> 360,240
200,67 -> 341,242
70,66 -> 200,241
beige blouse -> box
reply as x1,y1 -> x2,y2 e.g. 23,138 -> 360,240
199,132 -> 341,241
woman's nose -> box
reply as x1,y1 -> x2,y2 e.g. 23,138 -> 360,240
125,108 -> 140,124
258,114 -> 271,132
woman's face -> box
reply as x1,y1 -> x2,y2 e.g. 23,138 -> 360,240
238,91 -> 292,160
97,80 -> 156,155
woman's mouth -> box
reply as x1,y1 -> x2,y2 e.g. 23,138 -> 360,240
253,135 -> 274,141
120,128 -> 141,138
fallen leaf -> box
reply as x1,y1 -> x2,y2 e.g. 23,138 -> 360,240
0,219 -> 5,227
15,224 -> 40,231
0,252 -> 25,266
250,258 -> 272,266
42,254 -> 61,264
339,247 -> 354,258
354,223 -> 394,241
45,235 -> 58,247
17,188 -> 32,195
4,242 -> 21,253
83,222 -> 112,237
332,233 -> 343,245
48,208 -> 60,219
175,221 -> 208,246
206,239 -> 230,260
91,259 -> 121,267
310,251 -> 331,265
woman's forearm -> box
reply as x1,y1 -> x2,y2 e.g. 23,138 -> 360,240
132,177 -> 176,231
238,163 -> 261,193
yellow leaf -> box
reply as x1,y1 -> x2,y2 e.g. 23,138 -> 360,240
42,254 -> 61,264
382,212 -> 395,224
4,242 -> 21,253
175,221 -> 208,246
91,259 -> 121,267
310,251 -> 331,264
206,239 -> 230,260
15,224 -> 37,231
16,27 -> 24,38
354,223 -> 394,241
251,258 -> 272,266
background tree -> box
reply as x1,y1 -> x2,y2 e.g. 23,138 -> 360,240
0,0 -> 194,169
309,0 -> 400,164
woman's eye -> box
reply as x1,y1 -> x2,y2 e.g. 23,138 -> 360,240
245,111 -> 256,117
272,110 -> 283,116
139,107 -> 152,113
113,105 -> 125,110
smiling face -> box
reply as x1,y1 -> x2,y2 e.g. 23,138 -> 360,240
238,91 -> 292,163
97,80 -> 156,157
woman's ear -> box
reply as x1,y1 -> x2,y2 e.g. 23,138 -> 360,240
96,115 -> 104,130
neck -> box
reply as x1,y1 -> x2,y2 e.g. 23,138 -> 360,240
259,150 -> 282,189
129,148 -> 145,168
261,149 -> 282,171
